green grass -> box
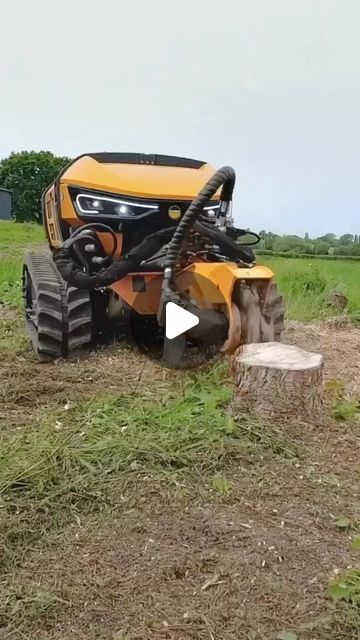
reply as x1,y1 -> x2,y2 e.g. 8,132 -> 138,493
0,221 -> 45,246
0,251 -> 24,306
1,221 -> 360,638
261,257 -> 360,320
0,222 -> 45,306
1,221 -> 359,321
0,366 -> 278,505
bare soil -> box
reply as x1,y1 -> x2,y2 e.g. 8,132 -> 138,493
1,314 -> 359,640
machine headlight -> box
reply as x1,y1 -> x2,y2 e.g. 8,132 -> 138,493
74,192 -> 159,219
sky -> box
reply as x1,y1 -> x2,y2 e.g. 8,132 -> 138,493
1,0 -> 360,236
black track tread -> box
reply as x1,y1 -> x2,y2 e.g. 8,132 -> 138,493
24,252 -> 92,360
24,253 -> 65,360
66,286 -> 92,351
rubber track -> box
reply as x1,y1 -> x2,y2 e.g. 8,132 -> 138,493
24,252 -> 92,360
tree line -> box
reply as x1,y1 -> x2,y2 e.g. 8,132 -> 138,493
258,231 -> 360,256
0,152 -> 358,256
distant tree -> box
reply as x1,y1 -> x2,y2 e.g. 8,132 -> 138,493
339,233 -> 354,245
257,230 -> 266,248
334,245 -> 356,256
0,150 -> 70,222
354,234 -> 359,244
272,235 -> 305,253
304,232 -> 309,241
263,232 -> 279,250
320,233 -> 337,243
302,242 -> 315,255
314,241 -> 331,255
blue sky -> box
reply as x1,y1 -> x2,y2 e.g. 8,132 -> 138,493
1,0 -> 359,236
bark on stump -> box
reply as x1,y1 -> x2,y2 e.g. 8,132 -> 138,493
231,342 -> 324,421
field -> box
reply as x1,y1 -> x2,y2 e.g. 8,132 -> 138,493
0,221 -> 359,640
1,222 -> 359,320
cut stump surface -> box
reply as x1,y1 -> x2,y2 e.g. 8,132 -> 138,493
231,342 -> 324,421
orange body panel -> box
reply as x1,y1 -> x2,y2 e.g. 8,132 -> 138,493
43,155 -> 220,250
97,232 -> 123,258
59,183 -> 83,227
43,185 -> 63,248
109,263 -> 274,316
110,273 -> 163,314
60,156 -> 219,201
177,262 -> 274,306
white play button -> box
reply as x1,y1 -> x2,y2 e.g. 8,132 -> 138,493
165,302 -> 199,340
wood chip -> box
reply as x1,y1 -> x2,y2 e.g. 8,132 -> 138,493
201,573 -> 225,591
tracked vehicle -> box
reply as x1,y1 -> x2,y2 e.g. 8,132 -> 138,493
23,153 -> 284,365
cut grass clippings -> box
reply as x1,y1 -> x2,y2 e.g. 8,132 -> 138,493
0,365 -> 291,508
1,223 -> 360,639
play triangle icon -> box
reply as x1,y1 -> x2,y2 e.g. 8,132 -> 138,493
165,302 -> 199,340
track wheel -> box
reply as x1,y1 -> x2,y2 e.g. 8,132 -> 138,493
23,252 -> 92,361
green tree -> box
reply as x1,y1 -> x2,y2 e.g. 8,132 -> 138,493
339,233 -> 354,245
273,235 -> 305,253
0,151 -> 70,222
314,240 -> 331,255
302,241 -> 315,254
263,232 -> 279,250
318,233 -> 337,243
335,245 -> 352,256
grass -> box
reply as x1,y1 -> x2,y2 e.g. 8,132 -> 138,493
0,356 -> 358,638
0,363 -> 294,635
1,221 -> 360,321
0,222 -> 45,307
261,256 -> 360,320
1,220 -> 360,638
0,220 -> 45,246
1,365 -> 294,508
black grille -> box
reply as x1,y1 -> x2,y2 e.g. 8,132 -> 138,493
88,153 -> 205,169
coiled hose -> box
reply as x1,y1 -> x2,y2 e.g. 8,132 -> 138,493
164,166 -> 236,270
157,166 -> 236,324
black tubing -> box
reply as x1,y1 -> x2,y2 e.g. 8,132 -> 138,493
164,166 -> 236,271
53,246 -> 139,288
64,223 -> 118,258
54,227 -> 177,290
193,220 -> 255,264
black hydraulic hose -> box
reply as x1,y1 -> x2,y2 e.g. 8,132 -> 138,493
54,227 -> 176,290
157,166 -> 236,326
193,220 -> 255,264
164,166 -> 236,271
64,223 -> 118,258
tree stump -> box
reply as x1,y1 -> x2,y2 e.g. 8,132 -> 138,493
231,342 -> 324,421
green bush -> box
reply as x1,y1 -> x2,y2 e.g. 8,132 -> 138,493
0,151 -> 70,222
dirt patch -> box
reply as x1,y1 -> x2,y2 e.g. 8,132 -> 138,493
5,461 -> 358,640
1,319 -> 359,639
284,320 -> 360,394
0,338 -> 183,431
